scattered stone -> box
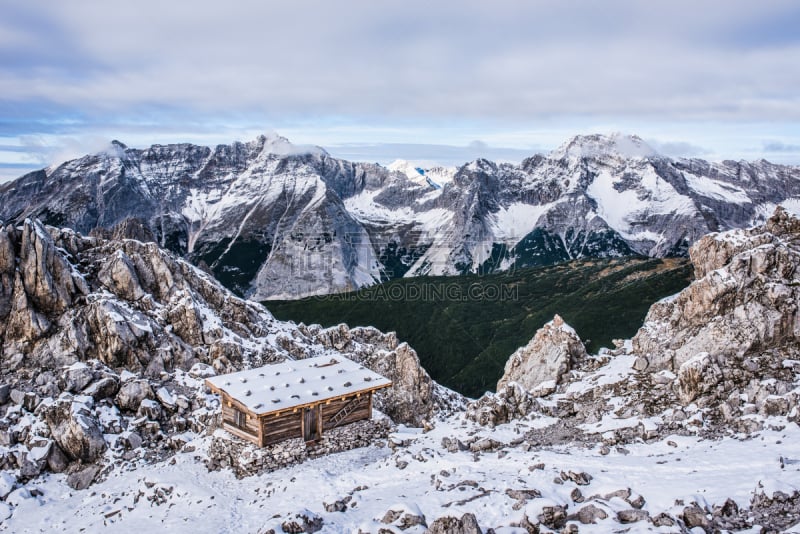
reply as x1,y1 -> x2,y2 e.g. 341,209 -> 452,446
617,509 -> 650,523
381,504 -> 427,529
66,464 -> 102,490
561,470 -> 592,485
323,496 -> 352,513
43,397 -> 107,463
62,363 -> 95,393
83,377 -> 119,400
116,380 -> 153,412
47,444 -> 70,473
651,513 -> 675,527
279,509 -> 323,533
574,503 -> 608,524
156,387 -> 176,410
188,363 -> 216,378
682,505 -> 711,531
538,505 -> 568,530
137,399 -> 162,420
424,513 -> 482,534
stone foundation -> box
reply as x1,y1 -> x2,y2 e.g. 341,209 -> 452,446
206,418 -> 393,478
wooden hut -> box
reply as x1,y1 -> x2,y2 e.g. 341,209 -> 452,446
205,356 -> 392,447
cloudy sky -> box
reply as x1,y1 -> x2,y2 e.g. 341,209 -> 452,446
1,0 -> 799,180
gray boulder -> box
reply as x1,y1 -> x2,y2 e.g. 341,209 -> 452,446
424,513 -> 482,534
43,397 -> 107,463
116,380 -> 153,412
66,464 -> 102,490
62,363 -> 95,393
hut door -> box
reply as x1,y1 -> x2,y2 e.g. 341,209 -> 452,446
303,406 -> 319,441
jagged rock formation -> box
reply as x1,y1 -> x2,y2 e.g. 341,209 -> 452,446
1,133 -> 798,298
0,218 -> 282,375
0,218 -> 453,413
496,314 -> 587,394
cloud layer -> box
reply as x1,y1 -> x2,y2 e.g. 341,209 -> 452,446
1,0 -> 799,177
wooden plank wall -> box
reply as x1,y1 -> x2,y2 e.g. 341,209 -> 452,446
261,411 -> 303,446
320,394 -> 371,431
221,399 -> 261,445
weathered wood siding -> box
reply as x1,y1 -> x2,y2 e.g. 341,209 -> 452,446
221,397 -> 260,445
261,410 -> 303,446
321,394 -> 371,431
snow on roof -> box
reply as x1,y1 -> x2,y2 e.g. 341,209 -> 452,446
205,355 -> 392,415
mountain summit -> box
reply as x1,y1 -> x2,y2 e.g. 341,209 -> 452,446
550,133 -> 659,160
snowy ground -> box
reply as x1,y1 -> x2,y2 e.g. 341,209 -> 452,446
4,411 -> 798,533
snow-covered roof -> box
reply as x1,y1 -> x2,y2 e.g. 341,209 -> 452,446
205,356 -> 392,415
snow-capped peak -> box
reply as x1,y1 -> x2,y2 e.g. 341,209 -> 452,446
386,159 -> 457,189
550,133 -> 658,161
249,133 -> 327,158
387,159 -> 429,185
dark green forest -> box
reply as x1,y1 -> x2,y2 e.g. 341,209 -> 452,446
267,257 -> 692,398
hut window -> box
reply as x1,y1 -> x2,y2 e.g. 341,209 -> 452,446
233,408 -> 247,429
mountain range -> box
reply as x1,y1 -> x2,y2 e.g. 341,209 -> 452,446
1,132 -> 798,299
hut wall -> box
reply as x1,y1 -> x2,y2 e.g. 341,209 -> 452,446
261,410 -> 303,446
321,393 -> 371,430
221,399 -> 261,445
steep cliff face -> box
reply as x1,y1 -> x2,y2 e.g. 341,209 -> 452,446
0,219 -> 281,375
1,133 -> 798,299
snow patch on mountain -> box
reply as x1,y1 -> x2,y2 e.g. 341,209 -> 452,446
586,167 -> 694,241
387,159 -> 455,190
684,174 -> 751,204
490,202 -> 554,241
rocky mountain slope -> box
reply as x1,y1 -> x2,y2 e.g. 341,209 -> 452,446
0,209 -> 796,532
0,218 -> 458,505
1,133 -> 798,299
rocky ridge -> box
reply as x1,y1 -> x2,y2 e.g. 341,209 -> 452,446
0,219 -> 456,495
1,133 -> 799,299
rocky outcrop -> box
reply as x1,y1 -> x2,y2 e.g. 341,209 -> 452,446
0,219 -> 285,376
466,315 -> 585,425
632,206 -> 800,373
43,397 -> 107,463
465,382 -> 536,426
465,207 -> 800,440
497,315 -> 587,393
